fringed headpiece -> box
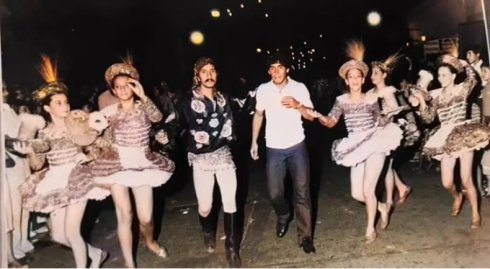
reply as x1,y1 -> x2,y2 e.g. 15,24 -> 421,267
371,52 -> 402,74
338,39 -> 369,80
104,52 -> 140,86
33,55 -> 68,103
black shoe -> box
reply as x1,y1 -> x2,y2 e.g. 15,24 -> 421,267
203,232 -> 216,253
276,222 -> 289,238
299,237 -> 316,254
226,249 -> 242,268
224,213 -> 242,268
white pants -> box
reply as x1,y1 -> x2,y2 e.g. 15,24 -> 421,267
192,167 -> 237,215
6,157 -> 34,259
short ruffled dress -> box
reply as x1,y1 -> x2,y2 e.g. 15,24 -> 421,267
329,94 -> 403,167
90,101 -> 175,187
19,131 -> 110,213
421,85 -> 490,161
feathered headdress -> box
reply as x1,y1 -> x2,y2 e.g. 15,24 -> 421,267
338,39 -> 369,79
371,51 -> 402,74
104,52 -> 140,86
33,55 -> 68,103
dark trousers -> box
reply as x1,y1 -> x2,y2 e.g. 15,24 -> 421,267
266,141 -> 312,240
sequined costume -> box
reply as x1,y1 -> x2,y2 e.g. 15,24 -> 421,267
329,93 -> 403,167
367,86 -> 421,147
90,99 -> 175,187
420,66 -> 490,160
19,126 -> 110,213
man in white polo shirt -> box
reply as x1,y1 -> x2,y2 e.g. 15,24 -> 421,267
250,53 -> 316,254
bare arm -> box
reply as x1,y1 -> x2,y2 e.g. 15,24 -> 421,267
250,110 -> 264,160
296,105 -> 315,121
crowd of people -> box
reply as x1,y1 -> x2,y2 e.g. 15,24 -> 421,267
3,41 -> 490,268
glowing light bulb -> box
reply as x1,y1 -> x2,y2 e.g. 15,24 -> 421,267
190,31 -> 204,45
210,9 -> 220,18
367,11 -> 381,26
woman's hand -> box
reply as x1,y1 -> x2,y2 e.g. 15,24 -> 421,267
74,153 -> 90,165
155,130 -> 169,145
408,90 -> 426,108
319,116 -> 335,128
128,78 -> 148,102
12,141 -> 34,155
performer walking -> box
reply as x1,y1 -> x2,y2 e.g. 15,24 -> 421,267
18,56 -> 110,268
409,54 -> 490,229
319,41 -> 402,243
367,53 -> 412,227
179,57 -> 242,267
250,53 -> 316,254
91,58 -> 175,267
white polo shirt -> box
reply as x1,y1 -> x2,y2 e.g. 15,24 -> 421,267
256,77 -> 313,149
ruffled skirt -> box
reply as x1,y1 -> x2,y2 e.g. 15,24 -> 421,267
91,145 -> 175,188
19,162 -> 110,213
332,123 -> 403,167
423,121 -> 490,160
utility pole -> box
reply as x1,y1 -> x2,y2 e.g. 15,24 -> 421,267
0,11 -> 7,268
483,0 -> 490,59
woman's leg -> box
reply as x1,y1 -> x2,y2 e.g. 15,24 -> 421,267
440,157 -> 462,216
363,153 -> 386,239
111,184 -> 135,267
459,151 -> 481,227
132,185 -> 166,258
384,158 -> 395,205
64,202 -> 89,268
393,169 -> 411,204
49,207 -> 70,247
350,162 -> 366,202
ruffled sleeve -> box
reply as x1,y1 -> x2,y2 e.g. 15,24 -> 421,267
462,65 -> 478,97
140,99 -> 163,123
28,130 -> 47,171
328,97 -> 343,122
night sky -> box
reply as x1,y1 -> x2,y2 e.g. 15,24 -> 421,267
1,0 -> 424,100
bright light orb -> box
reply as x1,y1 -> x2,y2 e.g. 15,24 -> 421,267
367,11 -> 381,26
256,48 -> 262,53
210,9 -> 220,18
190,31 -> 204,45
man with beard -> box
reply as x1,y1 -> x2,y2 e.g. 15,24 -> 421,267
179,57 -> 242,267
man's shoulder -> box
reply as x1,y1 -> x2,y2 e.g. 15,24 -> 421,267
257,81 -> 273,91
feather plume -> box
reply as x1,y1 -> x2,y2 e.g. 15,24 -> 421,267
345,39 -> 365,61
383,51 -> 402,69
121,51 -> 134,66
38,55 -> 57,83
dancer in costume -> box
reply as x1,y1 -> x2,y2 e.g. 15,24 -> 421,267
409,54 -> 490,229
319,40 -> 403,243
91,57 -> 175,267
367,53 -> 413,228
179,57 -> 242,267
18,55 -> 110,268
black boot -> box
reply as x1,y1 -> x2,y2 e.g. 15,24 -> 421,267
224,213 -> 242,268
199,213 -> 218,253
